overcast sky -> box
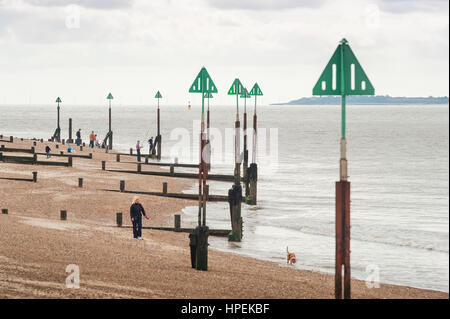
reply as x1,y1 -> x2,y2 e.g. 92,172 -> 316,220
0,0 -> 448,106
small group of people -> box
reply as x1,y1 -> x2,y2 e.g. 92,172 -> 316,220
135,137 -> 154,162
89,131 -> 100,148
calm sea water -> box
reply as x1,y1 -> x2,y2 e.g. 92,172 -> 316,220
0,103 -> 448,292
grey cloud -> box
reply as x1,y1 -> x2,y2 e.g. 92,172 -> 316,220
207,0 -> 325,10
23,0 -> 134,10
377,0 -> 449,13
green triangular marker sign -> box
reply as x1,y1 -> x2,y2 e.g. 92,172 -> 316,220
240,88 -> 251,99
189,67 -> 218,93
155,91 -> 162,99
249,83 -> 263,96
203,92 -> 213,98
228,78 -> 243,95
107,93 -> 114,100
55,97 -> 62,103
312,38 -> 374,96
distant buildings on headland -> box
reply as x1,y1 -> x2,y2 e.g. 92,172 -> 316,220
272,95 -> 449,105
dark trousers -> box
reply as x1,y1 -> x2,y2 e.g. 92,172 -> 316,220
132,217 -> 142,238
137,149 -> 141,162
76,137 -> 81,146
89,140 -> 94,148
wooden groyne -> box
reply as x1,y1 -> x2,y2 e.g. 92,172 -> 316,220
0,152 -> 73,167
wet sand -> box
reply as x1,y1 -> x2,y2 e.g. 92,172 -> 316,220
0,138 -> 447,298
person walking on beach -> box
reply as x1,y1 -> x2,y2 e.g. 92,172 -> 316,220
130,196 -> 149,239
76,129 -> 81,146
148,136 -> 153,155
45,145 -> 51,158
136,140 -> 143,162
89,131 -> 95,148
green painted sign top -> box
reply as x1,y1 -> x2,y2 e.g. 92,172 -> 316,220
107,93 -> 114,100
228,78 -> 244,95
313,38 -> 374,96
155,91 -> 162,99
249,83 -> 263,96
189,67 -> 218,93
55,97 -> 62,103
203,92 -> 213,98
240,88 -> 251,98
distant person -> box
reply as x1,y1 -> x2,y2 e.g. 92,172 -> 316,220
45,145 -> 51,158
94,134 -> 100,147
76,129 -> 81,146
89,131 -> 95,148
130,196 -> 149,239
136,140 -> 143,162
148,137 -> 153,155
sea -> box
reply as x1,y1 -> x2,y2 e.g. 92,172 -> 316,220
0,103 -> 448,292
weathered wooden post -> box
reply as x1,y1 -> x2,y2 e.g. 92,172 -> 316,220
32,171 -> 38,183
68,157 -> 73,167
80,145 -> 83,151
155,91 -> 163,160
107,93 -> 114,150
89,153 -> 92,159
247,83 -> 263,204
145,156 -> 148,164
31,146 -> 35,153
78,178 -> 83,187
33,141 -> 37,146
60,210 -> 67,220
227,78 -> 244,242
116,212 -> 123,227
68,118 -> 73,143
2,209 -> 8,215
33,154 -> 37,164
312,38 -> 375,299
162,182 -> 168,194
101,161 -> 106,170
130,148 -> 133,155
174,214 -> 181,232
188,67 -> 217,271
137,163 -> 141,173
60,151 -> 64,155
120,180 -> 125,192
116,154 -> 120,162
62,139 -> 65,145
170,164 -> 174,176
56,144 -> 59,149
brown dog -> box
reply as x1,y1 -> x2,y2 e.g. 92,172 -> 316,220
286,246 -> 297,265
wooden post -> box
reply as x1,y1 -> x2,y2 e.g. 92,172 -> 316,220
9,136 -> 13,142
137,163 -> 141,173
162,182 -> 168,194
60,151 -> 64,155
116,154 -> 120,162
170,164 -> 174,176
116,212 -> 123,227
120,180 -> 125,192
56,144 -> 59,149
145,156 -> 148,164
31,146 -> 35,154
89,153 -> 92,159
335,181 -> 351,299
102,161 -> 106,170
195,225 -> 209,271
78,178 -> 83,187
33,141 -> 37,146
60,210 -> 67,220
62,139 -> 65,145
247,163 -> 258,205
2,209 -> 8,215
33,154 -> 37,164
228,183 -> 243,241
68,157 -> 73,167
130,148 -> 133,155
174,214 -> 181,232
32,172 -> 37,183
68,118 -> 73,143
80,146 -> 83,151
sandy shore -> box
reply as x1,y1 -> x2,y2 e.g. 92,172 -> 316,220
0,137 -> 447,299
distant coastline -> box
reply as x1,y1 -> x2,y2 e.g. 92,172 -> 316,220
272,95 -> 449,105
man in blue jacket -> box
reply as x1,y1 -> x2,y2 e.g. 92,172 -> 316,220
130,196 -> 149,239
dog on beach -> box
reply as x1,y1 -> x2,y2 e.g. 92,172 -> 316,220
286,246 -> 297,265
